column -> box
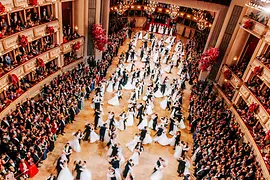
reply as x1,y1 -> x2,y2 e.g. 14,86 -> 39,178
95,0 -> 102,60
57,1 -> 64,66
102,0 -> 110,36
225,28 -> 249,66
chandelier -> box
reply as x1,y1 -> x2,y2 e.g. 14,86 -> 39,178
193,9 -> 207,30
245,0 -> 270,12
116,0 -> 135,15
145,0 -> 158,15
168,4 -> 180,19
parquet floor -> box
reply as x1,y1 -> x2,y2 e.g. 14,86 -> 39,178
34,29 -> 194,180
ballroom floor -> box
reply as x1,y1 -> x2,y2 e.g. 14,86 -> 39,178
34,30 -> 194,180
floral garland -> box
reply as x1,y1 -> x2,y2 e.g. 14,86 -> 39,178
0,2 -> 5,14
92,24 -> 108,51
243,20 -> 254,30
29,0 -> 38,6
9,74 -> 19,85
198,47 -> 219,71
72,42 -> 81,51
47,26 -> 55,35
223,69 -> 232,80
37,58 -> 45,67
249,102 -> 259,113
253,66 -> 263,76
19,35 -> 28,48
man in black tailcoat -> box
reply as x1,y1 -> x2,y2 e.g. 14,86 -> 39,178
123,159 -> 133,178
94,109 -> 101,130
83,124 -> 91,141
140,126 -> 147,141
99,123 -> 107,142
136,103 -> 144,119
63,143 -> 72,163
75,161 -> 82,180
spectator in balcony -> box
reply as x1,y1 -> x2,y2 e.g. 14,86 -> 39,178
0,18 -> 7,29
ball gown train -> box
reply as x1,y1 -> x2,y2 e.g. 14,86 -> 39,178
80,165 -> 92,180
69,134 -> 81,152
108,95 -> 120,106
126,135 -> 140,152
57,164 -> 73,180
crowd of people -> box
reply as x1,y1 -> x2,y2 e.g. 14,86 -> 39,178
190,81 -> 265,179
246,76 -> 270,114
0,23 -> 128,179
0,60 -> 59,113
0,7 -> 56,39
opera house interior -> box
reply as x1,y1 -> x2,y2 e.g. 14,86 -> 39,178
0,0 -> 270,179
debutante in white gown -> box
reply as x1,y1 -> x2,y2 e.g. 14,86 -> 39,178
154,131 -> 171,146
138,115 -> 148,130
142,132 -> 153,145
107,81 -> 114,92
126,135 -> 140,152
154,88 -> 163,98
130,151 -> 140,166
80,165 -> 92,180
174,143 -> 183,159
57,164 -> 73,180
118,118 -> 125,131
150,167 -> 164,180
126,111 -> 134,126
90,130 -> 99,143
124,79 -> 135,90
69,134 -> 81,152
159,98 -> 167,110
145,103 -> 153,115
108,94 -> 120,106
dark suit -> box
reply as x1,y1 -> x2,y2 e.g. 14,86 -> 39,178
123,161 -> 132,178
100,125 -> 106,141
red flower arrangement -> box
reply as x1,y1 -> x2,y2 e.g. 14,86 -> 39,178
19,35 -> 28,48
47,26 -> 55,35
37,58 -> 45,67
243,20 -> 254,30
223,69 -> 232,80
29,0 -> 38,6
249,102 -> 259,113
72,42 -> 81,51
253,66 -> 263,76
198,47 -> 219,71
9,74 -> 19,85
0,2 -> 5,14
92,24 -> 108,51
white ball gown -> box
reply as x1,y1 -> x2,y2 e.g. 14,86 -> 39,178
57,163 -> 73,180
90,130 -> 99,143
154,88 -> 163,98
145,103 -> 153,115
150,166 -> 164,180
142,132 -> 153,145
126,135 -> 140,152
154,131 -> 171,146
108,94 -> 120,106
138,115 -> 148,130
124,79 -> 135,90
118,118 -> 125,131
130,150 -> 140,166
69,133 -> 81,152
126,111 -> 134,126
173,143 -> 184,159
159,98 -> 167,110
106,81 -> 114,92
80,165 -> 92,180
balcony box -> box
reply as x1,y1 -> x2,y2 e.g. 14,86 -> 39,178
13,0 -> 27,7
1,0 -> 14,9
242,16 -> 267,37
33,25 -> 47,38
2,35 -> 18,50
20,29 -> 34,41
49,47 -> 61,59
239,85 -> 250,99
